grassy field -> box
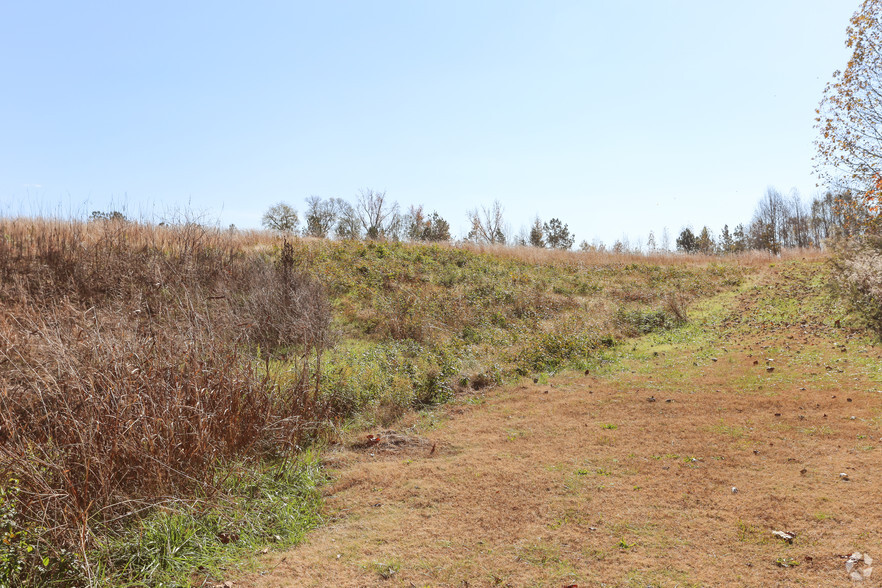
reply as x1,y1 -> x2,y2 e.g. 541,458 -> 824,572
0,217 -> 836,586
247,259 -> 882,587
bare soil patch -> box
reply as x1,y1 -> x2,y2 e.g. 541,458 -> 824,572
244,262 -> 882,587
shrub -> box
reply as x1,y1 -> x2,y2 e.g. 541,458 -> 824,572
0,481 -> 82,587
616,305 -> 686,336
514,331 -> 612,375
830,235 -> 882,333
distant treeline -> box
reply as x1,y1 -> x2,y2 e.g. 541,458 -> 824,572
96,186 -> 867,255
668,187 -> 867,255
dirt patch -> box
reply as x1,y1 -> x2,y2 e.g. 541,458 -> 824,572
349,429 -> 437,457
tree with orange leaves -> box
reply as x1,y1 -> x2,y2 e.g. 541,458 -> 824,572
816,0 -> 882,230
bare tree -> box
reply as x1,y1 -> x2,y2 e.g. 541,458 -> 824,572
335,200 -> 362,240
467,200 -> 506,244
786,189 -> 812,248
303,196 -> 340,238
356,189 -> 400,240
751,187 -> 787,253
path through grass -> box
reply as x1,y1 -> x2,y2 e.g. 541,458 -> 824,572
242,260 -> 881,587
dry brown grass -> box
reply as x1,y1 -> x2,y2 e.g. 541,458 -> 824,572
457,242 -> 826,268
0,217 -> 331,564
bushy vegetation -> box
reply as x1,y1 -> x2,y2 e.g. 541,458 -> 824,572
0,218 -> 330,585
831,235 -> 882,334
0,216 -> 765,585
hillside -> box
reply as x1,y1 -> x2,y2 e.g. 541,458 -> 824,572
247,260 -> 882,587
0,218 -> 836,586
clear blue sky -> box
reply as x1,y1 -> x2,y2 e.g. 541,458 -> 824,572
0,1 -> 858,246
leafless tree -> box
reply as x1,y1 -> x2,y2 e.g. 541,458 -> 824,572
335,200 -> 362,240
466,200 -> 506,244
785,189 -> 812,248
751,187 -> 787,253
661,227 -> 671,252
356,189 -> 400,240
303,196 -> 341,238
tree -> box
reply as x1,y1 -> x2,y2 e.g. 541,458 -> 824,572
303,196 -> 340,238
262,202 -> 299,233
646,230 -> 657,252
403,205 -> 427,242
732,224 -> 748,252
696,226 -> 715,254
811,191 -> 837,244
335,200 -> 362,240
815,0 -> 882,229
467,200 -> 506,244
543,218 -> 575,250
660,227 -> 671,252
528,217 -> 545,247
676,227 -> 697,253
720,224 -> 734,253
579,239 -> 605,252
785,189 -> 812,248
404,206 -> 450,242
749,187 -> 786,253
90,210 -> 127,222
356,189 -> 400,240
423,212 -> 451,242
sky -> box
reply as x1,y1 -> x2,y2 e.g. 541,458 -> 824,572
0,1 -> 860,246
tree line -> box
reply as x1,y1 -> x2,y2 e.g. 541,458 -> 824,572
261,186 -> 866,254
262,189 -> 579,250
671,187 -> 866,255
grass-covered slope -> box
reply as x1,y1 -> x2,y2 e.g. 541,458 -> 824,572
0,217 -> 770,585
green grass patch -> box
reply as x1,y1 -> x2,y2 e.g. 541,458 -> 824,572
98,453 -> 324,587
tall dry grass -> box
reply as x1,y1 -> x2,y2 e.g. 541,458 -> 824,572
0,217 -> 331,564
459,242 -> 826,267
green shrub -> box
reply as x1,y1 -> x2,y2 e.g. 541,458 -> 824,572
616,307 -> 683,336
514,332 -> 612,375
0,481 -> 82,588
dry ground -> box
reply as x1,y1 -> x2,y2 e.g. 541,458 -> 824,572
242,261 -> 882,587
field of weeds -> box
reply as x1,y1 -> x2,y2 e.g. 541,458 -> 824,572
0,217 -> 805,585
